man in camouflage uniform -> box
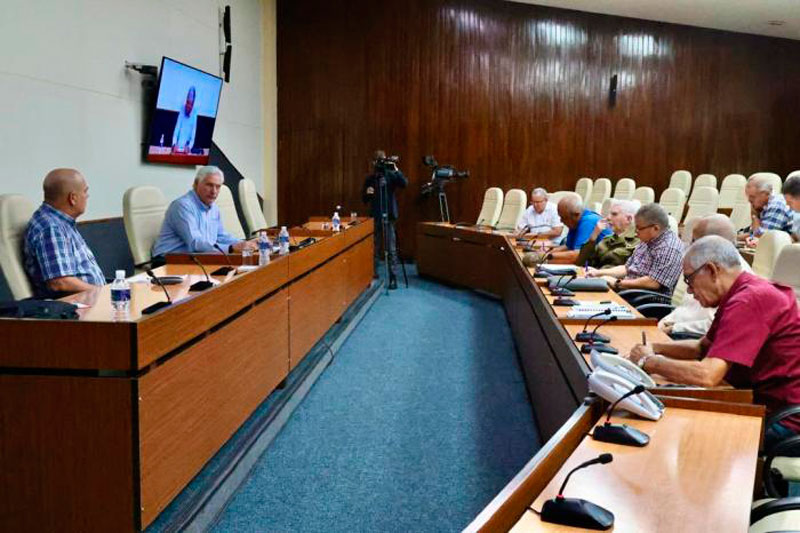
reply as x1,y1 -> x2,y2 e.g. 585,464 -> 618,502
577,199 -> 640,268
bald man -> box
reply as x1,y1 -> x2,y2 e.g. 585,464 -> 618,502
547,196 -> 610,263
23,169 -> 106,297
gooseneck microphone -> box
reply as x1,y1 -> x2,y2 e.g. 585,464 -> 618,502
540,453 -> 615,530
580,316 -> 619,354
550,272 -> 576,296
189,256 -> 214,292
593,385 -> 652,447
575,309 -> 612,343
142,269 -> 173,315
211,243 -> 236,276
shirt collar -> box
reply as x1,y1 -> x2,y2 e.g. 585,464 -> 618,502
645,229 -> 670,248
190,190 -> 212,212
41,202 -> 77,226
717,271 -> 751,309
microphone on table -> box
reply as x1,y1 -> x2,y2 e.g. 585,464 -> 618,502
529,248 -> 555,274
550,272 -> 576,296
580,316 -> 619,354
141,269 -> 173,315
575,309 -> 612,343
593,385 -> 651,447
211,243 -> 236,276
189,256 -> 214,292
540,453 -> 614,530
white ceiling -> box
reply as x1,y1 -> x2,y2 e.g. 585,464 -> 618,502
508,0 -> 800,41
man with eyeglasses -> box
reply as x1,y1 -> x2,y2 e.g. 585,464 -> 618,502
577,199 -> 640,269
586,203 -> 683,294
628,235 -> 800,448
516,188 -> 563,239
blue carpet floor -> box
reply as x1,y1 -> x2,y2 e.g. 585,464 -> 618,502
212,270 -> 540,532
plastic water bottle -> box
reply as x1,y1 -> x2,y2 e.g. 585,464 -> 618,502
159,134 -> 164,147
258,231 -> 271,266
332,211 -> 341,232
279,226 -> 290,255
110,270 -> 131,313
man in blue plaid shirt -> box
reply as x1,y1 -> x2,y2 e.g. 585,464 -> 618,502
24,168 -> 106,298
744,175 -> 793,238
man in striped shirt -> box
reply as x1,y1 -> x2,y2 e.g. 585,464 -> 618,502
23,168 -> 106,298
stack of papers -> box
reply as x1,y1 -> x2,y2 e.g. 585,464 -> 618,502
566,301 -> 635,319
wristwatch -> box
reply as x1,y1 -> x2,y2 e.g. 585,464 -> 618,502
614,278 -> 622,290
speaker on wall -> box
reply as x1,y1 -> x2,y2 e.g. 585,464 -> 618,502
609,74 -> 618,108
223,6 -> 232,44
223,44 -> 232,83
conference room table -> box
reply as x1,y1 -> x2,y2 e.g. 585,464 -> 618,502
0,218 -> 374,532
415,222 -> 763,532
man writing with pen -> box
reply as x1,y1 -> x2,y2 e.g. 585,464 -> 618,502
515,188 -> 564,240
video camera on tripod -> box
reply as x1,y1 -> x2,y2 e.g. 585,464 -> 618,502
374,155 -> 401,175
420,155 -> 470,222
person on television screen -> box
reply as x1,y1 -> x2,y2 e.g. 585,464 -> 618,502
172,86 -> 198,154
153,166 -> 257,256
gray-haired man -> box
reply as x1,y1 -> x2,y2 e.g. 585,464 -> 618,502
516,187 -> 563,239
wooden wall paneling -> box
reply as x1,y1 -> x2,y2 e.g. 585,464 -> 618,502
0,375 -> 136,532
137,289 -> 290,527
277,0 -> 800,258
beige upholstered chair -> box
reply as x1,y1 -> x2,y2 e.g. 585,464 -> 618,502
632,186 -> 655,205
613,178 -> 636,200
693,173 -> 717,190
0,195 -> 35,299
123,186 -> 167,267
719,174 -> 746,210
752,230 -> 793,278
587,178 -> 611,212
786,170 -> 800,181
574,178 -> 593,204
600,198 -> 614,217
684,186 -> 719,221
658,188 -> 687,220
680,215 -> 701,245
667,215 -> 679,236
749,172 -> 783,195
495,188 -> 527,231
238,178 -> 268,235
476,187 -> 503,227
771,244 -> 800,303
549,191 -> 581,207
729,192 -> 753,232
669,170 -> 692,198
216,184 -> 246,240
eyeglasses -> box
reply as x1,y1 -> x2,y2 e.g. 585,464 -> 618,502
635,223 -> 656,234
683,263 -> 709,287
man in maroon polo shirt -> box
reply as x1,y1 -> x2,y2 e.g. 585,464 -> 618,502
627,235 -> 800,447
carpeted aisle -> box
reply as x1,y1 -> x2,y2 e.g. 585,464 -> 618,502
212,270 -> 540,532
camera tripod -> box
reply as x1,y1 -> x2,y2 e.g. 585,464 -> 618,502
377,173 -> 408,293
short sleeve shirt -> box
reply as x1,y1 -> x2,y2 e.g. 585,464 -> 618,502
565,210 -> 611,251
706,272 -> 800,430
517,202 -> 562,234
756,194 -> 794,236
625,230 -> 684,292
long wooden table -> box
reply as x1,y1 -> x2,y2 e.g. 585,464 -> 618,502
416,222 -> 763,532
0,219 -> 373,532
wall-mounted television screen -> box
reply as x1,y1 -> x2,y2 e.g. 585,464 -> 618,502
146,57 -> 223,165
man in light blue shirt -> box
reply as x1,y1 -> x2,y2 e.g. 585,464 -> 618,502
171,87 -> 198,153
153,166 -> 257,256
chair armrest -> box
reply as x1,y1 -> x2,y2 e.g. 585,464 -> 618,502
751,496 -> 800,525
635,303 -> 675,320
763,435 -> 800,497
618,289 -> 672,305
766,405 -> 800,432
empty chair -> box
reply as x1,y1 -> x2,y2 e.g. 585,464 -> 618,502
600,197 -> 614,216
752,230 -> 793,278
680,215 -> 702,245
633,186 -> 655,205
613,178 -> 636,200
574,177 -> 593,204
787,170 -> 800,181
684,186 -> 719,221
771,244 -> 800,303
693,173 -> 717,190
719,174 -> 746,209
476,187 -> 503,227
749,172 -> 783,195
669,170 -> 692,198
587,178 -> 611,212
123,186 -> 168,267
216,184 -> 246,239
549,191 -> 582,208
667,215 -> 679,235
0,194 -> 35,299
658,188 -> 687,220
238,178 -> 268,235
495,189 -> 527,231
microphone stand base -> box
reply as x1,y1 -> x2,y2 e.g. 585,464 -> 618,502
575,332 -> 611,343
189,281 -> 214,292
211,266 -> 235,276
550,288 -> 574,297
541,497 -> 614,530
581,343 -> 618,354
553,298 -> 577,306
593,423 -> 650,447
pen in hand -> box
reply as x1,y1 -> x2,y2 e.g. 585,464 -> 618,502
642,331 -> 647,346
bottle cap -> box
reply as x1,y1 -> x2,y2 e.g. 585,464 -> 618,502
281,226 -> 287,231
115,270 -> 126,280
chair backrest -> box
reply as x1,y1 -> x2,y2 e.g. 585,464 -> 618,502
632,186 -> 655,205
477,187 -> 503,227
669,170 -> 692,197
772,244 -> 800,303
658,188 -> 687,220
752,230 -> 793,278
680,215 -> 702,245
599,197 -> 614,217
693,173 -> 717,191
587,178 -> 611,207
549,191 -> 582,208
613,178 -> 636,200
238,178 -> 268,236
667,215 -> 679,235
574,178 -> 593,204
495,188 -> 527,231
216,184 -> 246,239
684,186 -> 719,221
122,186 -> 168,267
749,172 -> 783,195
728,190 -> 752,232
787,170 -> 800,181
0,195 -> 35,299
671,277 -> 687,307
719,174 -> 746,209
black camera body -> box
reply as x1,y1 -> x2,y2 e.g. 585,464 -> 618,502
420,155 -> 469,195
374,155 -> 400,175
